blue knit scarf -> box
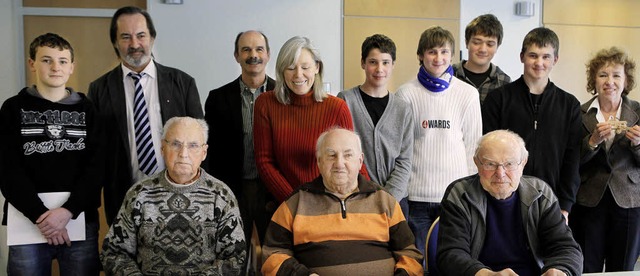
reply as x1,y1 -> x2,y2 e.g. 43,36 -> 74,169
417,65 -> 453,92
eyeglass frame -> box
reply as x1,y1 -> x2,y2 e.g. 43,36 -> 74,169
163,139 -> 206,153
476,158 -> 523,172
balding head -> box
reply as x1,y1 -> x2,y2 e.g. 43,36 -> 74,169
161,117 -> 209,184
473,130 -> 528,199
315,128 -> 363,198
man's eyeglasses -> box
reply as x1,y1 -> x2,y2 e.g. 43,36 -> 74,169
164,139 -> 204,153
478,159 -> 521,171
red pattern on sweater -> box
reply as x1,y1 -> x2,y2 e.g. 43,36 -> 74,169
254,91 -> 368,202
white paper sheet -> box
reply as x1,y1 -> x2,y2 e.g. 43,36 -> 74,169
7,192 -> 86,246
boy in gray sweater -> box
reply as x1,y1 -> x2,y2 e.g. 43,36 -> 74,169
338,34 -> 413,216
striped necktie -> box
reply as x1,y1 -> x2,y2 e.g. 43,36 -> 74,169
129,72 -> 158,175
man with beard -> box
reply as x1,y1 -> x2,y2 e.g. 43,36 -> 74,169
204,30 -> 274,264
88,6 -> 203,225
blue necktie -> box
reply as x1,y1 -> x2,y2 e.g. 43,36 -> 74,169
129,72 -> 158,175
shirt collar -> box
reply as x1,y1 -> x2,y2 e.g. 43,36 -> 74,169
588,97 -> 623,122
121,60 -> 157,80
239,77 -> 268,94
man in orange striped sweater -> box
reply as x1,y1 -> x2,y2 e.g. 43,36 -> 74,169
261,128 -> 422,275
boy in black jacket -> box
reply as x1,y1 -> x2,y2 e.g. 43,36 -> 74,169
0,33 -> 103,275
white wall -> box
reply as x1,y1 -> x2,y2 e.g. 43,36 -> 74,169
0,0 -> 20,103
0,0 -> 541,104
0,0 -> 17,273
459,0 -> 542,81
148,0 -> 343,100
150,0 -> 541,99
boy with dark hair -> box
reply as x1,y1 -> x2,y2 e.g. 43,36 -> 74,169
482,27 -> 581,223
338,34 -> 413,216
453,14 -> 511,104
0,33 -> 103,275
396,26 -> 482,269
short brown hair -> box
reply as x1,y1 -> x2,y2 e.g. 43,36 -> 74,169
520,27 -> 559,57
465,14 -> 503,46
417,26 -> 455,66
29,33 -> 74,62
586,47 -> 636,96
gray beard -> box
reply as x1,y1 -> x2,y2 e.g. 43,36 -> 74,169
123,54 -> 151,69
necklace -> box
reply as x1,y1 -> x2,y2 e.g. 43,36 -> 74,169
602,110 -> 618,121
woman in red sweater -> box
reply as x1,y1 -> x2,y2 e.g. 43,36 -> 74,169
254,36 -> 367,202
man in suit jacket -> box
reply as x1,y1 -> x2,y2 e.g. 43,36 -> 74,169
89,6 -> 203,224
204,30 -> 274,247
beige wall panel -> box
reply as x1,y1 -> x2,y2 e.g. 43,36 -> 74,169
546,24 -> 640,104
24,0 -> 146,9
344,17 -> 459,92
544,0 -> 640,27
24,15 -> 119,93
344,0 -> 459,19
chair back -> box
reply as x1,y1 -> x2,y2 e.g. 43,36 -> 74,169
425,217 -> 440,276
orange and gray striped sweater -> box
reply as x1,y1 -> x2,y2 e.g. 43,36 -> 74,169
261,175 -> 423,275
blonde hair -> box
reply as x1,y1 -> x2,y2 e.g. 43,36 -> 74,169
274,36 -> 327,104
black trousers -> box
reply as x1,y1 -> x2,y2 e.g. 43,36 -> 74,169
570,188 -> 640,272
239,178 -> 276,245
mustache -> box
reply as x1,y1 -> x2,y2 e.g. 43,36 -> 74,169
127,47 -> 145,55
245,57 -> 263,65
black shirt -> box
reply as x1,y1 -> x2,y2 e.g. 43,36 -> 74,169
463,65 -> 491,88
359,87 -> 389,126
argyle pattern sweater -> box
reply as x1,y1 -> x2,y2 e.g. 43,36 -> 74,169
100,170 -> 246,275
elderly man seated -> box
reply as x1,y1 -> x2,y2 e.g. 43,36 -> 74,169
101,117 -> 246,275
261,127 -> 422,276
437,130 -> 582,276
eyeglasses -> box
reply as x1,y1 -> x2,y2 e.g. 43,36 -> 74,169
478,159 -> 521,171
163,139 -> 204,153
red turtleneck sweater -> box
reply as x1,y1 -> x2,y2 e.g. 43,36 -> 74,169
253,91 -> 368,202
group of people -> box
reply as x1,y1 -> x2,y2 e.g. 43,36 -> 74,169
0,4 -> 638,276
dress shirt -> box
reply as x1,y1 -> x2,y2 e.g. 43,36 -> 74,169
240,79 -> 267,180
121,61 -> 165,183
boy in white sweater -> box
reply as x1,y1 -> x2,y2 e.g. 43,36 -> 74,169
396,26 -> 482,269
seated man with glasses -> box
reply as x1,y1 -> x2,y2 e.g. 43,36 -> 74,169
101,117 -> 246,275
437,129 -> 582,276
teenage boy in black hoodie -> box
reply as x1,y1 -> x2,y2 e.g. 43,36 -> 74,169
0,33 -> 103,275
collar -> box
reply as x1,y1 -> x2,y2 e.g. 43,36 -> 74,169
457,60 -> 500,79
515,76 -> 556,95
302,174 -> 381,196
289,90 -> 315,106
26,85 -> 82,104
121,60 -> 157,81
164,168 -> 201,186
464,175 -> 543,211
588,97 -> 623,122
239,77 -> 268,94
